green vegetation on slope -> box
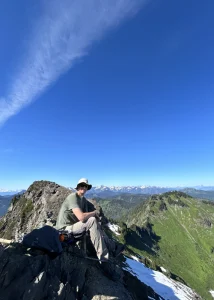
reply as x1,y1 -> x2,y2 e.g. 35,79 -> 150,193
122,191 -> 214,300
0,196 -> 34,239
95,193 -> 149,221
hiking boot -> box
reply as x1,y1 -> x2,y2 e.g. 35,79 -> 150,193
100,262 -> 120,281
113,243 -> 125,257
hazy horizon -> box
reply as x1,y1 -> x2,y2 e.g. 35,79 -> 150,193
1,182 -> 214,191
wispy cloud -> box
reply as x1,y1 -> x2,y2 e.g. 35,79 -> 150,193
0,0 -> 145,126
2,148 -> 14,153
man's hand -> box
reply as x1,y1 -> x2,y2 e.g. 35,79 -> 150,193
94,209 -> 101,219
73,208 -> 97,222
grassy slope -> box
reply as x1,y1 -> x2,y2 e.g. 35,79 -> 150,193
124,192 -> 214,300
96,194 -> 149,221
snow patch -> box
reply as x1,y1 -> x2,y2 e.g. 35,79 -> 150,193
160,266 -> 167,273
210,290 -> 214,298
130,255 -> 140,262
107,223 -> 120,235
124,257 -> 199,300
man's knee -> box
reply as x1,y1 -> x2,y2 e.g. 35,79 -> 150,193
86,216 -> 97,229
87,216 -> 96,224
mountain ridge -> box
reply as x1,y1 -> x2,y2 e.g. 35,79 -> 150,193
120,191 -> 214,299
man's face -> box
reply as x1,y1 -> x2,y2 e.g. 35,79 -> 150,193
77,184 -> 88,196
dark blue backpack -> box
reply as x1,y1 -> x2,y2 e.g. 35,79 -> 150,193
22,225 -> 63,258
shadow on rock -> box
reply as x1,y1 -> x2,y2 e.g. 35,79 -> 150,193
0,243 -> 133,300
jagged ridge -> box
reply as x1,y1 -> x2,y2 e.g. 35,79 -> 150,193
121,191 -> 214,299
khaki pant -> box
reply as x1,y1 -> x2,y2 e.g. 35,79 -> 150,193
65,217 -> 115,261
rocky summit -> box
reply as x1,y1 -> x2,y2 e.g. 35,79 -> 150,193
0,180 -> 162,300
0,242 -> 132,300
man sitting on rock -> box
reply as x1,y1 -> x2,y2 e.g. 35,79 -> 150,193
56,178 -> 124,278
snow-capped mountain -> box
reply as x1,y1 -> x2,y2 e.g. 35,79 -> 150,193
87,185 -> 178,196
86,185 -> 214,196
0,189 -> 25,196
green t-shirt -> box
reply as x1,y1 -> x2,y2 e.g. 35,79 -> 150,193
56,192 -> 88,229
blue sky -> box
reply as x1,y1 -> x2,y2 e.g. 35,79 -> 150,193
0,0 -> 214,189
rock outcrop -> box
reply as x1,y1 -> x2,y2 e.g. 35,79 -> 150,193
0,180 -> 72,240
0,242 -> 134,300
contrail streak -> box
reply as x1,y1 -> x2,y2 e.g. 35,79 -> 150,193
0,0 -> 145,126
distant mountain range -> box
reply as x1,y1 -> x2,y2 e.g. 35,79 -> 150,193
0,190 -> 25,216
1,185 -> 214,197
1,185 -> 214,218
181,188 -> 214,201
86,185 -> 214,197
0,189 -> 26,196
